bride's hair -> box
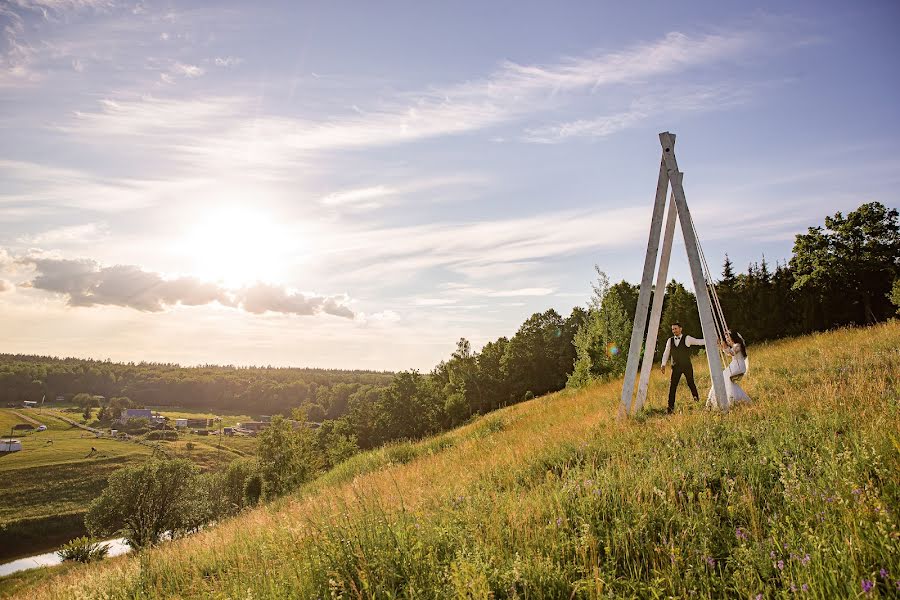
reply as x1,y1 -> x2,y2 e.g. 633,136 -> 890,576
731,332 -> 747,357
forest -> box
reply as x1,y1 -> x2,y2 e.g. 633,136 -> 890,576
1,202 -> 897,456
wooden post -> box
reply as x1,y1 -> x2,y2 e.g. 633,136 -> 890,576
634,186 -> 678,413
619,142 -> 673,416
658,132 -> 728,411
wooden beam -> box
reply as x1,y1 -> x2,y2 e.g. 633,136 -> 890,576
620,140 -> 673,416
634,185 -> 678,413
658,132 -> 728,411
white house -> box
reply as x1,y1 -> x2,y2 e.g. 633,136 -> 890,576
174,418 -> 188,428
0,439 -> 22,452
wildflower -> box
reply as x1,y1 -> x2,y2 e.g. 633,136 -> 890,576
880,568 -> 888,579
705,556 -> 716,567
777,560 -> 785,570
790,583 -> 797,592
770,551 -> 776,558
556,518 -> 562,527
756,594 -> 763,600
861,579 -> 874,593
801,554 -> 810,566
801,583 -> 809,592
735,527 -> 748,541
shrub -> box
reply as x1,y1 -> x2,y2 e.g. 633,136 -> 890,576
146,430 -> 178,441
56,536 -> 110,563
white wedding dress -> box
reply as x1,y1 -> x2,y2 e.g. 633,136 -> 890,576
706,343 -> 751,409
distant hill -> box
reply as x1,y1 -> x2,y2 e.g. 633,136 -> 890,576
9,322 -> 900,599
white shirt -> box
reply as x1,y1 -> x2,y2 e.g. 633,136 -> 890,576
660,335 -> 705,366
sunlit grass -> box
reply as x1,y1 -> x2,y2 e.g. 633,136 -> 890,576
12,322 -> 900,599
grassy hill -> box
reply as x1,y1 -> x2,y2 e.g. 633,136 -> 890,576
7,323 -> 900,599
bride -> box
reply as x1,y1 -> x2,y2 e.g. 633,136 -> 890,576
706,331 -> 751,408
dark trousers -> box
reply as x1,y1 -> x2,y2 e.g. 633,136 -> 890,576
668,363 -> 699,412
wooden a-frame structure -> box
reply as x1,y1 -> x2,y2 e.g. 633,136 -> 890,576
620,132 -> 728,416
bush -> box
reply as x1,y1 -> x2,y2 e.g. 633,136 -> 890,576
56,536 -> 110,563
146,430 -> 178,441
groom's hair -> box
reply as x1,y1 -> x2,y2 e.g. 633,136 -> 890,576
671,321 -> 682,327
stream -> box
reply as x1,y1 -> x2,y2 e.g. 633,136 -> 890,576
0,538 -> 130,577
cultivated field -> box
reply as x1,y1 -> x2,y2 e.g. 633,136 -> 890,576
0,406 -> 256,561
8,322 -> 898,599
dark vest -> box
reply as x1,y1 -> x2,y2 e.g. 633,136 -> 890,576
670,336 -> 692,368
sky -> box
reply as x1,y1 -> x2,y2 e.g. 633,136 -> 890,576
1,0 -> 898,371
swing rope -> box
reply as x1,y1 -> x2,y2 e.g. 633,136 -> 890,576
684,208 -> 730,367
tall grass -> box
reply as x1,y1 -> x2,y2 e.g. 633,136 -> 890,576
11,323 -> 900,599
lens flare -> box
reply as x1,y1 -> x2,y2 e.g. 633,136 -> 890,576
606,343 -> 619,357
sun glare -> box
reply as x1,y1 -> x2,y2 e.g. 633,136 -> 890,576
179,206 -> 296,287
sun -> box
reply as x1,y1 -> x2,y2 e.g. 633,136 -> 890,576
178,206 -> 296,287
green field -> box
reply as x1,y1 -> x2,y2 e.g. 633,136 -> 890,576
7,322 -> 897,599
0,406 -> 256,561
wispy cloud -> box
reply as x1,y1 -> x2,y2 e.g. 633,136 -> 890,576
16,252 -> 355,318
17,222 -> 108,245
55,29 -> 759,170
321,185 -> 396,209
523,84 -> 754,143
170,61 -> 203,78
0,159 -> 214,215
325,205 -> 650,283
320,175 -> 486,211
214,56 -> 242,67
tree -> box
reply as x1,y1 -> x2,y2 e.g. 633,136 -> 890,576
891,279 -> 900,315
568,269 -> 632,388
85,459 -> 204,548
502,309 -> 568,400
255,415 -> 320,499
791,202 -> 899,325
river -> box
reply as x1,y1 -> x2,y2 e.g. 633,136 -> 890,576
0,538 -> 130,577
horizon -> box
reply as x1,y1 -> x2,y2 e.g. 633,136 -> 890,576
1,0 -> 898,371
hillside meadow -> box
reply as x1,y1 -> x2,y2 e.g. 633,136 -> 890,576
7,322 -> 900,599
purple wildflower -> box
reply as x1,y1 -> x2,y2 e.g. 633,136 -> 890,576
801,554 -> 811,566
801,583 -> 809,592
777,560 -> 785,571
736,527 -> 748,541
756,594 -> 763,600
705,556 -> 716,567
861,579 -> 874,593
556,518 -> 562,526
790,583 -> 797,592
770,551 -> 776,559
880,568 -> 888,579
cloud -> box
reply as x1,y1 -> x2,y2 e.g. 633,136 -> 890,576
56,29 -> 758,170
214,56 -> 242,67
237,282 -> 352,318
0,279 -> 11,292
326,205 -> 650,283
523,84 -> 754,143
321,185 -> 396,208
170,62 -> 204,78
18,254 -> 355,318
17,222 -> 108,245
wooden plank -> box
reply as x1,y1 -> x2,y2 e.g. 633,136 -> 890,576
634,186 -> 678,413
658,132 -> 728,411
619,141 -> 673,416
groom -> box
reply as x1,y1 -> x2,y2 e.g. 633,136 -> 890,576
660,322 -> 705,414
